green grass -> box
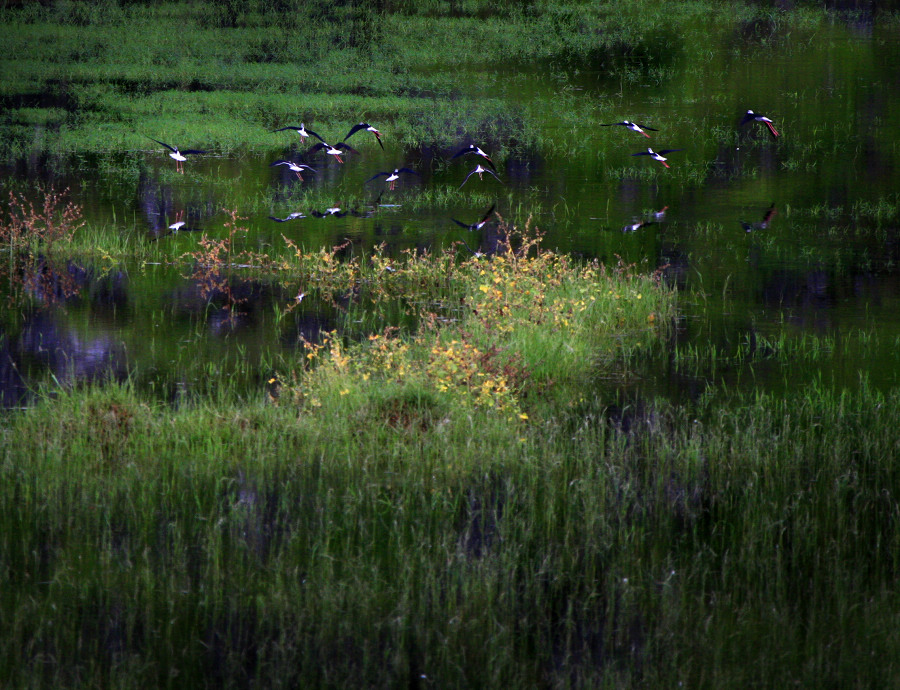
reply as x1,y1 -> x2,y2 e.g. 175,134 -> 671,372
0,0 -> 846,159
4,2 -> 900,686
3,207 -> 900,686
3,367 -> 900,687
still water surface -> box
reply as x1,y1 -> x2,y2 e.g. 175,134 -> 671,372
3,18 -> 900,407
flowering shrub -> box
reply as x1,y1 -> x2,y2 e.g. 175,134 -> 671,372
277,215 -> 671,429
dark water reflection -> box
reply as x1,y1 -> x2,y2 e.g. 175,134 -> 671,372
4,20 -> 900,406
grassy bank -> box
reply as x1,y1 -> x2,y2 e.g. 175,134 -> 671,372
3,373 -> 899,687
0,1 -> 839,158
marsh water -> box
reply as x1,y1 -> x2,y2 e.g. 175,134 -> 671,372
4,16 -> 900,407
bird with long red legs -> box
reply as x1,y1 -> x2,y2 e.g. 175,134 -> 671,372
306,141 -> 360,164
631,148 -> 683,168
451,144 -> 496,171
740,110 -> 779,139
365,167 -> 419,190
459,164 -> 503,189
147,137 -> 206,174
270,160 -> 317,180
272,124 -> 324,144
344,123 -> 384,150
601,121 -> 659,138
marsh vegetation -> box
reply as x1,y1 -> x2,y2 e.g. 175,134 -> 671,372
2,1 -> 900,687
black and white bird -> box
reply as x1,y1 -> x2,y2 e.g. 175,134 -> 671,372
741,202 -> 777,232
451,144 -> 496,171
459,164 -> 503,189
622,220 -> 657,233
631,148 -> 683,168
151,211 -> 199,240
270,160 -> 316,180
365,167 -> 419,190
147,137 -> 206,174
311,206 -> 348,218
452,204 -> 496,231
601,121 -> 659,138
272,124 -> 324,143
740,110 -> 779,139
344,122 -> 384,150
306,141 -> 360,164
268,212 -> 307,222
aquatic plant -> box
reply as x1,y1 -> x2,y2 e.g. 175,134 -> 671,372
0,185 -> 84,253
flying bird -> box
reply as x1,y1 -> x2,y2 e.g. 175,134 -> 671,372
622,220 -> 657,233
601,121 -> 659,138
451,144 -> 496,171
270,160 -> 316,180
451,204 -> 496,231
147,137 -> 206,174
459,164 -> 503,189
268,212 -> 307,222
311,206 -> 348,218
623,204 -> 670,232
306,141 -> 359,164
740,110 -> 779,139
631,148 -> 683,168
365,167 -> 419,190
151,211 -> 199,240
344,122 -> 384,150
272,124 -> 324,143
740,202 -> 777,232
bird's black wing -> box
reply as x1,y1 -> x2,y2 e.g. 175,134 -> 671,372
343,123 -> 370,141
336,142 -> 360,155
458,168 -> 479,189
477,204 -> 496,223
147,137 -> 177,153
451,146 -> 477,160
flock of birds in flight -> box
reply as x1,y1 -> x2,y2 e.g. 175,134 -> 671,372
147,109 -> 780,237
